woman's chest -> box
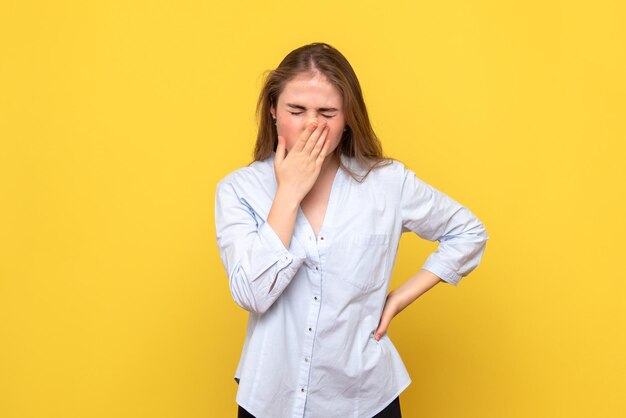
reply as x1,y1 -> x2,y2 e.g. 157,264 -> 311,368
299,195 -> 330,238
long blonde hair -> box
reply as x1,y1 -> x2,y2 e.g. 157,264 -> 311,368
252,42 -> 393,182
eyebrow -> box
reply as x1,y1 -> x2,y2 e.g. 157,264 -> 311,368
286,103 -> 339,112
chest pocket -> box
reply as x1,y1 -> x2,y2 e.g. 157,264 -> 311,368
328,233 -> 390,292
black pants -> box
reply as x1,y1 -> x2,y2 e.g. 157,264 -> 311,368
237,396 -> 401,418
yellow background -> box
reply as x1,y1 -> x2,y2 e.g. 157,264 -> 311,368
1,1 -> 624,417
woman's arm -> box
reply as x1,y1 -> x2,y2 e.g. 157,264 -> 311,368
268,119 -> 331,248
266,188 -> 300,249
399,165 -> 489,286
215,180 -> 308,315
215,121 -> 331,315
374,269 -> 442,340
373,165 -> 489,339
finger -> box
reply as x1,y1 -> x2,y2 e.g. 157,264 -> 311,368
292,121 -> 319,153
302,121 -> 327,155
275,135 -> 285,166
374,323 -> 388,341
311,126 -> 329,159
375,309 -> 394,340
316,135 -> 332,165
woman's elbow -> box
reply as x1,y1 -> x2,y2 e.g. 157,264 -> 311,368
228,267 -> 272,315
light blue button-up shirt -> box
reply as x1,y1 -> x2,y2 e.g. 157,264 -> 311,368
214,152 -> 488,418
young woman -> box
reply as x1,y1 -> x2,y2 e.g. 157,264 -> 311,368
215,42 -> 488,418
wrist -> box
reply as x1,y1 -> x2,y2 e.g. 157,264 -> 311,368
386,290 -> 404,316
274,187 -> 301,211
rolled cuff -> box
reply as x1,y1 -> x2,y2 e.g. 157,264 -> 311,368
421,258 -> 462,286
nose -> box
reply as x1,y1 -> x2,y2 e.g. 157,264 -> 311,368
305,117 -> 326,128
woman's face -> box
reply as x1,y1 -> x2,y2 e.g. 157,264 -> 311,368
271,72 -> 346,155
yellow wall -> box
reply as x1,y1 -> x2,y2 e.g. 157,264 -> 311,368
1,1 -> 624,417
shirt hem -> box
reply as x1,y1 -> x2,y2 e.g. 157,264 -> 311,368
362,377 -> 412,418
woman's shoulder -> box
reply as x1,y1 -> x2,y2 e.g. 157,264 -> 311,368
215,154 -> 277,218
374,156 -> 419,180
346,155 -> 408,181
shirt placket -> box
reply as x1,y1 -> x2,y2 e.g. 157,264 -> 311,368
293,227 -> 327,418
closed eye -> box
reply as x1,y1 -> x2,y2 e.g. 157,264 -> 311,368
289,111 -> 335,119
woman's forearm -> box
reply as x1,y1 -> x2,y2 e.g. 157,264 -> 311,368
266,188 -> 301,250
389,269 -> 443,313
374,268 -> 444,340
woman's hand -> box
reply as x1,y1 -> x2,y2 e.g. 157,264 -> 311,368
274,120 -> 331,203
374,291 -> 401,341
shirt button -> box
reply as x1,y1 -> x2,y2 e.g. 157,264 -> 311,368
315,266 -> 319,271
308,327 -> 312,331
305,357 -> 309,362
320,236 -> 324,240
301,388 -> 305,392
314,296 -> 318,301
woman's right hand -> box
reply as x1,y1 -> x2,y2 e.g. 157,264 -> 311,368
274,119 -> 331,203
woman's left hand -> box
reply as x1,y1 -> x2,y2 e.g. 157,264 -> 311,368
374,291 -> 401,341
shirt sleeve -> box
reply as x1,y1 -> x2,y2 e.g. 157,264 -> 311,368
214,179 -> 307,313
400,166 -> 489,286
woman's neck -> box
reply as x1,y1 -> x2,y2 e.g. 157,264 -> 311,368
320,153 -> 340,177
